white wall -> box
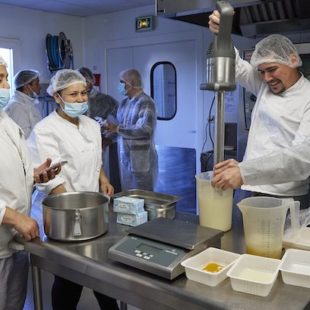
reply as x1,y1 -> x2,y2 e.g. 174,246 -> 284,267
0,4 -> 84,84
82,5 -> 259,170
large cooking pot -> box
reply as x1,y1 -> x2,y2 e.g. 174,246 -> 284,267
42,191 -> 109,241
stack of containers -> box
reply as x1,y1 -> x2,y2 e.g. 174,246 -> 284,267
113,196 -> 148,226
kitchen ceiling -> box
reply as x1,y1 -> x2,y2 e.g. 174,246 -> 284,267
0,0 -> 154,17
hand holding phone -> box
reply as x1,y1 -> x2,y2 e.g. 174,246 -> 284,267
47,160 -> 68,172
34,160 -> 67,184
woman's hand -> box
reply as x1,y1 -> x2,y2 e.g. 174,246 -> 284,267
100,182 -> 114,196
33,158 -> 61,184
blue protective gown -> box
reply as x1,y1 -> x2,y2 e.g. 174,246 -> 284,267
117,91 -> 157,191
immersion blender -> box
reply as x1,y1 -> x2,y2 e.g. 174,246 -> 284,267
201,0 -> 236,165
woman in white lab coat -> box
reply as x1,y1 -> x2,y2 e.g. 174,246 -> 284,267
27,69 -> 118,310
0,55 -> 60,310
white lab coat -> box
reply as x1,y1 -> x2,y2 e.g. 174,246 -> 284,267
0,111 -> 33,258
240,138 -> 310,186
5,90 -> 42,139
236,51 -> 310,196
27,111 -> 102,194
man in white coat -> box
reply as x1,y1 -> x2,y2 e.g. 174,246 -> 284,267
0,57 -> 60,310
5,69 -> 42,138
209,11 -> 310,208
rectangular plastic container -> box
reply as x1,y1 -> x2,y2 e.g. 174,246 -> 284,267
113,196 -> 145,214
227,254 -> 281,297
116,211 -> 148,226
280,249 -> 310,288
181,247 -> 240,287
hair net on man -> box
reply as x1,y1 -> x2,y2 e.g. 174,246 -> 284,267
0,55 -> 7,67
78,67 -> 95,84
47,69 -> 86,96
250,34 -> 302,68
120,69 -> 143,89
14,70 -> 39,89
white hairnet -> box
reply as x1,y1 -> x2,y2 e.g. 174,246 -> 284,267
47,69 -> 86,96
0,55 -> 7,67
250,34 -> 302,68
14,70 -> 39,89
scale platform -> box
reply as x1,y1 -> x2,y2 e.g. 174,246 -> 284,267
108,218 -> 223,279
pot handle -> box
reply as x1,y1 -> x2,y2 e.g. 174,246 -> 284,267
73,209 -> 82,236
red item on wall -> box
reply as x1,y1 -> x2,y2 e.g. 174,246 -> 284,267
93,73 -> 101,87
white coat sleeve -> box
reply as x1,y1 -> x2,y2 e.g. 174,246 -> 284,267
239,139 -> 310,185
27,126 -> 65,194
6,103 -> 32,138
235,48 -> 264,96
0,200 -> 6,225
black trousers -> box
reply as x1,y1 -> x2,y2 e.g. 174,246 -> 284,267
52,276 -> 119,310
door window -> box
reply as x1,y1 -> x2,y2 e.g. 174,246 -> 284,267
151,61 -> 177,120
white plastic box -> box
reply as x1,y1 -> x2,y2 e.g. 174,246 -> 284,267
181,247 -> 240,287
116,211 -> 148,226
280,249 -> 310,288
227,254 -> 281,297
113,196 -> 145,214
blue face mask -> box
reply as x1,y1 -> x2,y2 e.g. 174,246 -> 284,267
0,88 -> 10,110
117,82 -> 127,96
59,96 -> 88,118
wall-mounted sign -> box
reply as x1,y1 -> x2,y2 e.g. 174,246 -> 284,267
136,16 -> 154,32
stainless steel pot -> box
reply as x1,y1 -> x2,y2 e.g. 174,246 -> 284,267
42,191 -> 109,241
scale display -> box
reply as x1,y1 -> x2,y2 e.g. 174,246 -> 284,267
109,235 -> 187,279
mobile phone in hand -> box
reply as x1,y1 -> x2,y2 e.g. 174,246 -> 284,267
48,160 -> 68,172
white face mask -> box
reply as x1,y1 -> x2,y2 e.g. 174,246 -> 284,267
0,88 -> 10,109
59,95 -> 88,118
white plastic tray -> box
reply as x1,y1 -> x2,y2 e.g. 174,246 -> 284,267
280,249 -> 310,288
283,227 -> 310,250
181,247 -> 240,287
227,254 -> 281,297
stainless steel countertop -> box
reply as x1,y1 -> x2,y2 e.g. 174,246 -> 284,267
23,206 -> 310,310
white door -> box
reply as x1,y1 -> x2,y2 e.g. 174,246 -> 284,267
106,40 -> 198,150
106,38 -> 200,213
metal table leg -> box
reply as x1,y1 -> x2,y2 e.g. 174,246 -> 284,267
120,301 -> 128,310
30,255 -> 43,310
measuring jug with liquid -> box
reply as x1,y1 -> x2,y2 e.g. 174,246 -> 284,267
196,171 -> 233,232
238,197 -> 299,259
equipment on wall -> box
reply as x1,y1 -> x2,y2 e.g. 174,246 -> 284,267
46,32 -> 74,72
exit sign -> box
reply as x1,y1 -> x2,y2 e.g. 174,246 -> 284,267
136,16 -> 154,32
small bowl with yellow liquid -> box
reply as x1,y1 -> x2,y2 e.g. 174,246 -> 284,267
181,247 -> 240,287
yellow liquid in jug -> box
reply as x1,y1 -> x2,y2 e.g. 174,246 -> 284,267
246,245 -> 282,259
198,186 -> 233,231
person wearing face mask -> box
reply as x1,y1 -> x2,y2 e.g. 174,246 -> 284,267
209,11 -> 310,208
27,69 -> 118,310
78,67 -> 121,192
106,68 -> 158,191
5,69 -> 42,138
0,55 -> 61,310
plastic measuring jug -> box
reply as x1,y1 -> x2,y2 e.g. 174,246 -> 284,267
196,171 -> 233,231
238,197 -> 299,259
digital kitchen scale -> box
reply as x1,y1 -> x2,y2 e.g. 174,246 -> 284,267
108,218 -> 223,280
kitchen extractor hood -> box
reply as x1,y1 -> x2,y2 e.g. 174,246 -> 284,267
156,0 -> 310,37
